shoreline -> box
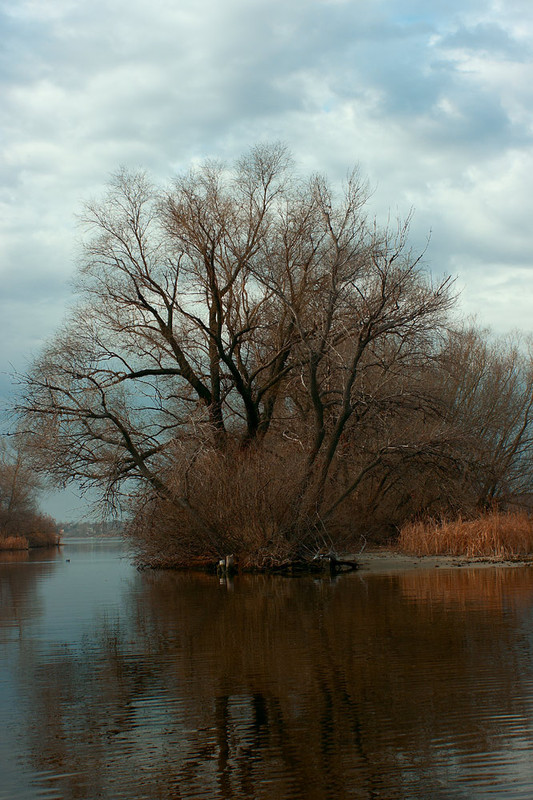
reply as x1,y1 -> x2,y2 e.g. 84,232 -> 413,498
354,548 -> 533,573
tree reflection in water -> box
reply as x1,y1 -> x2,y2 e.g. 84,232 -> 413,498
9,565 -> 533,799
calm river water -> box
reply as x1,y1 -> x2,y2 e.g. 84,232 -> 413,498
2,540 -> 533,799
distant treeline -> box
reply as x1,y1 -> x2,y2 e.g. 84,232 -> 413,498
60,520 -> 124,538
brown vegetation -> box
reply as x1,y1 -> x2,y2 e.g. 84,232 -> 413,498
0,535 -> 29,551
16,144 -> 533,567
398,511 -> 533,558
0,441 -> 59,549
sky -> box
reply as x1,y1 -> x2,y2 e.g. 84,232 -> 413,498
1,0 -> 533,519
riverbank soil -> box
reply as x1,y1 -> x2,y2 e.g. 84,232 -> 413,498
355,548 -> 533,573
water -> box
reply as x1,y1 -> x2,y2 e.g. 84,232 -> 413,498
2,541 -> 533,799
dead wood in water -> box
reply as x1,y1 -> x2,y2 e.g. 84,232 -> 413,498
137,551 -> 359,575
245,554 -> 359,576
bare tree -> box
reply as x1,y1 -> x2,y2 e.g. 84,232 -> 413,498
19,145 -> 459,563
0,440 -> 37,525
0,439 -> 57,545
436,327 -> 533,509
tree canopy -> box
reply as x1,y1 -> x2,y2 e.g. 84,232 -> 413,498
18,145 -> 533,566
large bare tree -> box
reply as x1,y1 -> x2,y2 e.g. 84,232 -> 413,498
19,145 -> 459,562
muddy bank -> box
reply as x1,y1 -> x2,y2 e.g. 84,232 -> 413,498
354,548 -> 533,573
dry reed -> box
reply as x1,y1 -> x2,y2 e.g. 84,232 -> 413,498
398,511 -> 533,557
0,535 -> 30,551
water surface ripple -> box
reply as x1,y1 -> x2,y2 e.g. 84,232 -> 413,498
2,540 -> 533,798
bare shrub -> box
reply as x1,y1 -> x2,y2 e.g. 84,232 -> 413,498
1,509 -> 58,549
127,442 -> 342,568
398,511 -> 533,557
0,441 -> 58,548
24,514 -> 59,548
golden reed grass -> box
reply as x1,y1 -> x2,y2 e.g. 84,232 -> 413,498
0,535 -> 30,551
398,511 -> 533,558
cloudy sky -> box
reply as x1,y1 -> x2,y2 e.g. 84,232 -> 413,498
1,0 -> 533,518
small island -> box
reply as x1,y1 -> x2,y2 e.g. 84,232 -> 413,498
7,145 -> 533,572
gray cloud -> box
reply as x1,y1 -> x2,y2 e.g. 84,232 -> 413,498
1,0 -> 533,514
440,22 -> 531,57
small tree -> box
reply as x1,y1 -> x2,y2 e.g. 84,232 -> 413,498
437,327 -> 533,510
0,440 -> 37,530
0,439 -> 57,547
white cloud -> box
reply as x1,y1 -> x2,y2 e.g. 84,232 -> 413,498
1,0 -> 533,514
